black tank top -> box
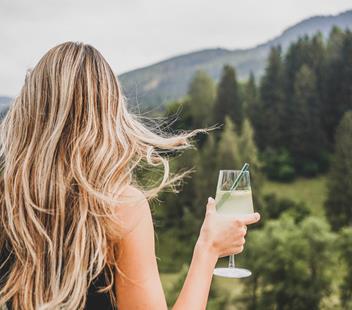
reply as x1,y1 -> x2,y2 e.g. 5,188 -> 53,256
0,243 -> 117,309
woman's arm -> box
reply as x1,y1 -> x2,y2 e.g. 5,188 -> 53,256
114,187 -> 168,309
171,241 -> 217,310
172,198 -> 259,310
114,187 -> 260,310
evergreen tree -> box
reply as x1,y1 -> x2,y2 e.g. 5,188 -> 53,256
322,27 -> 345,148
238,119 -> 263,208
326,26 -> 345,63
324,30 -> 352,146
284,36 -> 310,97
216,117 -> 241,170
164,98 -> 193,131
238,119 -> 261,176
256,47 -> 286,150
244,72 -> 260,127
289,65 -> 325,175
194,134 -> 218,214
213,65 -> 243,131
284,35 -> 327,156
187,70 -> 215,128
310,33 -> 327,94
284,34 -> 325,96
325,111 -> 352,230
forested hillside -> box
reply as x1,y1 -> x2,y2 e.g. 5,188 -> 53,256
120,10 -> 352,108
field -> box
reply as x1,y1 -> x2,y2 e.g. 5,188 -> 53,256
262,175 -> 327,216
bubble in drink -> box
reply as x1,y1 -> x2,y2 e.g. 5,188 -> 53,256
215,190 -> 254,217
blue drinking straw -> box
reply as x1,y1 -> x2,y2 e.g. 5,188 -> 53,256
229,163 -> 250,191
216,163 -> 250,210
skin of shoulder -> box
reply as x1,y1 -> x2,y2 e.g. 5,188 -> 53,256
114,185 -> 151,237
114,186 -> 168,310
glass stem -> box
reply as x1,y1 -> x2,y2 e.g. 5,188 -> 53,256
229,254 -> 236,268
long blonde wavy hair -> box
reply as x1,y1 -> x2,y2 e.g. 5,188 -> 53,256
0,42 -> 200,309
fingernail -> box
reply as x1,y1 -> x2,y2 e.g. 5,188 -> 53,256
208,197 -> 214,203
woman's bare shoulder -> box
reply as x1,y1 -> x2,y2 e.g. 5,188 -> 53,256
114,185 -> 152,238
120,185 -> 147,201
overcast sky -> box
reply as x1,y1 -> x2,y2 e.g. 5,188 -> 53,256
1,0 -> 351,96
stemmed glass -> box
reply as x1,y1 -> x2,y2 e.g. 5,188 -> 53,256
213,169 -> 254,278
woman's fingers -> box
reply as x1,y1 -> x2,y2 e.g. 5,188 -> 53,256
237,212 -> 261,225
206,197 -> 216,214
239,227 -> 247,237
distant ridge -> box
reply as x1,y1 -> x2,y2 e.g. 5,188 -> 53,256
1,10 -> 351,113
119,9 -> 352,109
0,96 -> 12,118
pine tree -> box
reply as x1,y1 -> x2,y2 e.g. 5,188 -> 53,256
164,98 -> 193,131
216,117 -> 241,170
326,26 -> 345,62
187,70 -> 215,128
213,65 -> 243,131
244,72 -> 259,126
238,119 -> 264,209
194,134 -> 218,214
289,65 -> 325,175
256,47 -> 286,150
324,30 -> 352,146
325,111 -> 352,230
283,35 -> 327,156
322,27 -> 345,148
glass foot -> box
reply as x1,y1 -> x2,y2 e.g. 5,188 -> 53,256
213,267 -> 252,278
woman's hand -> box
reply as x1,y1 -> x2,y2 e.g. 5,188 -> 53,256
196,197 -> 260,258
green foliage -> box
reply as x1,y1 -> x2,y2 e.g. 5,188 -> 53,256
325,111 -> 352,230
194,134 -> 218,207
289,64 -> 325,175
262,148 -> 296,182
338,227 -> 352,308
244,72 -> 259,123
214,65 -> 244,131
188,70 -> 216,128
216,117 -> 241,170
156,29 -> 352,309
238,119 -> 261,174
324,29 -> 352,145
262,193 -> 310,224
164,98 -> 194,131
238,119 -> 264,210
255,47 -> 286,150
243,215 -> 336,310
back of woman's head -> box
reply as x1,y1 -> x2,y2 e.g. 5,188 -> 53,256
0,41 -> 200,309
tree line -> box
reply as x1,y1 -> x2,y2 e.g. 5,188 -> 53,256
147,27 -> 352,309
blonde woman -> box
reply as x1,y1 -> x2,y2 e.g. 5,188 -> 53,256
0,42 -> 260,310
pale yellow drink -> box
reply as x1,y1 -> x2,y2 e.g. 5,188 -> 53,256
215,189 -> 254,217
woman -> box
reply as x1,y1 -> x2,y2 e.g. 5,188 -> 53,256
0,42 -> 260,310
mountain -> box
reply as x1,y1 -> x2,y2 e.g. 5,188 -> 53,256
119,10 -> 352,109
0,96 -> 12,118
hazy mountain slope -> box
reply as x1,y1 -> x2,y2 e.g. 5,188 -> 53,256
119,10 -> 352,109
0,96 -> 12,118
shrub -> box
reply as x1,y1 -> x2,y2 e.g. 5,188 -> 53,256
262,148 -> 296,182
